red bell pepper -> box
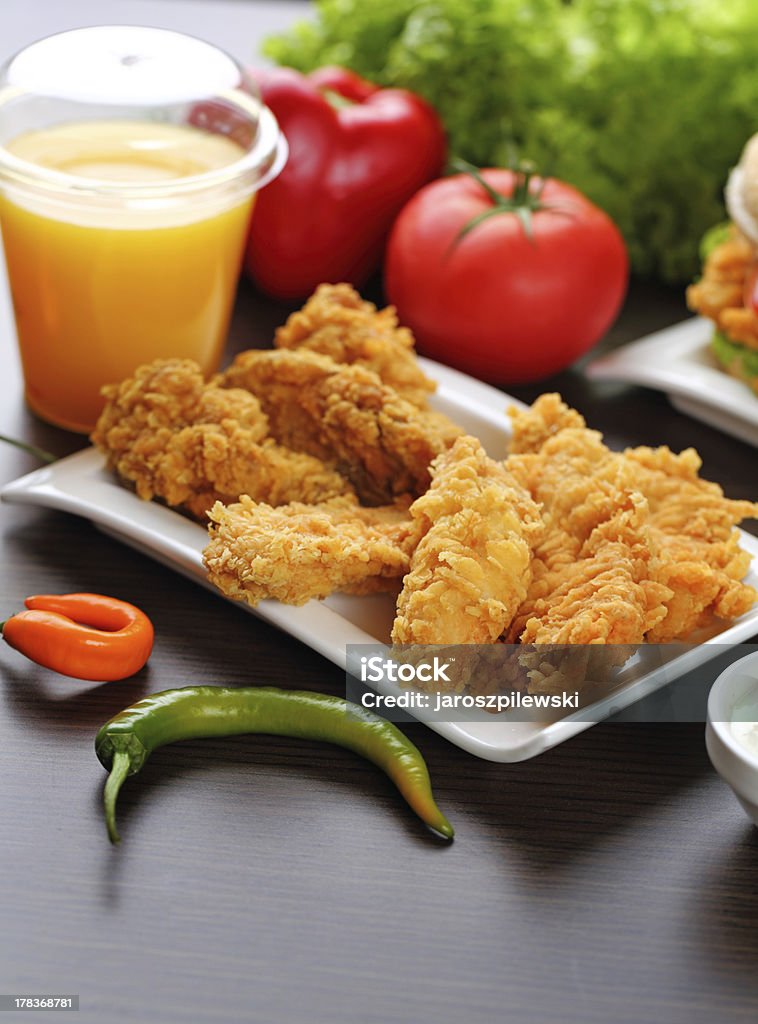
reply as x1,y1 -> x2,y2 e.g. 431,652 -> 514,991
245,66 -> 447,300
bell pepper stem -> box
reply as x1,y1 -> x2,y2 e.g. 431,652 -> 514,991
103,750 -> 131,845
320,87 -> 356,110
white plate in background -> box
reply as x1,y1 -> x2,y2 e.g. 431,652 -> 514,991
586,317 -> 758,447
3,355 -> 758,761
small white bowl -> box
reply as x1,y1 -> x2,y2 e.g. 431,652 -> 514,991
706,650 -> 758,825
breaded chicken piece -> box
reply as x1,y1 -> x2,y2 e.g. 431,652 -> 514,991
274,282 -> 437,408
507,392 -> 587,454
623,445 -> 758,640
505,428 -> 671,645
506,394 -> 757,644
219,349 -> 461,505
391,435 -> 543,645
686,228 -> 758,350
514,493 -> 670,645
203,495 -> 422,606
92,359 -> 353,519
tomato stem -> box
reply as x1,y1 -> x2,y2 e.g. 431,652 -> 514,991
448,155 -> 555,245
455,207 -> 503,241
449,157 -> 508,208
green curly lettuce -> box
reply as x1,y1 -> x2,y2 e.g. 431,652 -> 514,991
712,331 -> 758,394
264,0 -> 758,283
699,222 -> 732,263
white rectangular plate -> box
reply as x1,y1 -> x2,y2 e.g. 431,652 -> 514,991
586,317 -> 758,447
3,355 -> 758,761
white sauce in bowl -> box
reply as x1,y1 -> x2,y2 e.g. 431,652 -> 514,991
730,686 -> 758,758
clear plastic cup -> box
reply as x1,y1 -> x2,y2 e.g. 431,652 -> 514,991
0,26 -> 287,432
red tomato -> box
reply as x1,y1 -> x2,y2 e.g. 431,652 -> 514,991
384,168 -> 628,383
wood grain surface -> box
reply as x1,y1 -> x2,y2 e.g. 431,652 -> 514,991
1,4 -> 758,1023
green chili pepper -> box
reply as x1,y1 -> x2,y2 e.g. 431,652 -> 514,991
95,686 -> 454,844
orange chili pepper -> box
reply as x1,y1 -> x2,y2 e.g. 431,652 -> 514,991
1,593 -> 154,681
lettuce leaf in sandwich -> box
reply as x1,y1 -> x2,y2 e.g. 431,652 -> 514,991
711,329 -> 758,394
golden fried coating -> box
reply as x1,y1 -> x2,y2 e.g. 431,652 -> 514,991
505,427 -> 671,645
219,349 -> 461,505
686,228 -> 758,351
505,394 -> 757,645
391,435 -> 543,645
92,358 -> 353,519
203,495 -> 422,606
94,312 -> 757,663
622,445 -> 758,640
274,282 -> 437,408
507,392 -> 587,455
517,646 -> 634,697
514,494 -> 671,645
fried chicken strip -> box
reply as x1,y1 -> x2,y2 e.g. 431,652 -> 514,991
504,414 -> 670,694
203,495 -> 422,606
92,359 -> 353,519
219,349 -> 461,505
505,424 -> 671,646
274,282 -> 437,408
391,435 -> 543,645
505,394 -> 757,647
622,444 -> 758,640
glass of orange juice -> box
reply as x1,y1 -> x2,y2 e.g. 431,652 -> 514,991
0,26 -> 286,432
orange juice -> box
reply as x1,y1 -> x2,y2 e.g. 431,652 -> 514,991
0,120 -> 254,432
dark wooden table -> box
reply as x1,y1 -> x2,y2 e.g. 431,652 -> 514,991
2,4 -> 758,1023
